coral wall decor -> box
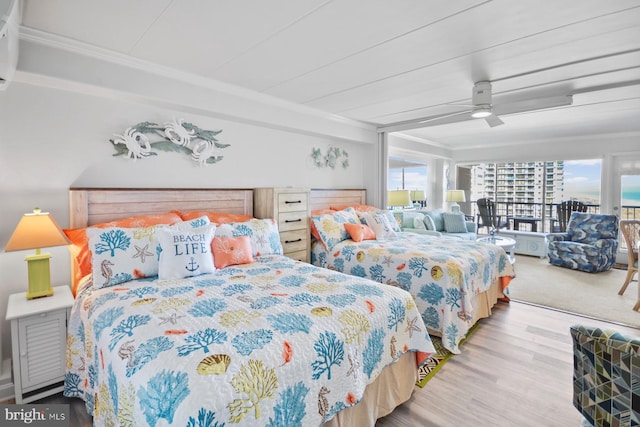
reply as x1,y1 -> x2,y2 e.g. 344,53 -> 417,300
311,146 -> 349,169
110,119 -> 229,166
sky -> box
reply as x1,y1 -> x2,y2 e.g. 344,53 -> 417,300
563,159 -> 602,203
564,159 -> 640,206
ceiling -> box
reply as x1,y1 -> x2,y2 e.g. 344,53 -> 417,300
18,0 -> 640,150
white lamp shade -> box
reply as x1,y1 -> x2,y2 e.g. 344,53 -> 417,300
445,190 -> 466,203
388,189 -> 411,207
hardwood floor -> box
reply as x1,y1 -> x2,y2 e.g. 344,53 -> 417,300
376,301 -> 640,427
26,301 -> 640,427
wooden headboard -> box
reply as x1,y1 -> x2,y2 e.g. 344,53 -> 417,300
310,189 -> 366,212
69,188 -> 254,228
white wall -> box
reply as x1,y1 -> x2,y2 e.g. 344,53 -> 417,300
0,39 -> 379,371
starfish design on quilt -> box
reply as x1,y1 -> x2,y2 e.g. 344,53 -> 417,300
132,244 -> 153,263
255,234 -> 267,247
382,255 -> 394,267
159,312 -> 184,325
405,316 -> 421,338
346,350 -> 361,379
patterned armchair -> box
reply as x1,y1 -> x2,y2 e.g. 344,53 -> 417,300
571,325 -> 640,426
547,212 -> 619,273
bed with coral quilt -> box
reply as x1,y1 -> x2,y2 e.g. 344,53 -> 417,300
311,214 -> 515,354
63,188 -> 435,427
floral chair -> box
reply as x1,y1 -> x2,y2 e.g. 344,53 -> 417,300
547,212 -> 619,273
571,325 -> 640,426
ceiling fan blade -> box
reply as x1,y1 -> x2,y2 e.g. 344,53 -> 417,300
484,114 -> 504,127
418,110 -> 471,124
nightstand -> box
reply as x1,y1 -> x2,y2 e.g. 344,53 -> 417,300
5,286 -> 73,403
254,187 -> 311,262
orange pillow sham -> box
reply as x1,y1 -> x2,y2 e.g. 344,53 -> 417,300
178,210 -> 253,225
330,204 -> 378,212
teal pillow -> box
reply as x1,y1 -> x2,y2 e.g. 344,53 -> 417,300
425,209 -> 445,232
442,212 -> 467,233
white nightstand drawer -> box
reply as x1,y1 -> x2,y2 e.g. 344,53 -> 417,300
278,192 -> 308,213
280,229 -> 308,253
286,249 -> 309,263
278,211 -> 308,232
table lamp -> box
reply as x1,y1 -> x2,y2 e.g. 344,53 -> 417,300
5,208 -> 71,299
387,189 -> 411,210
410,190 -> 426,208
445,190 -> 466,213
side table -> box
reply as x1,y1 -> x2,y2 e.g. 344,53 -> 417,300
477,235 -> 516,264
5,286 -> 73,403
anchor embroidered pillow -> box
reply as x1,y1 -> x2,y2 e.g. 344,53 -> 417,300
156,222 -> 217,280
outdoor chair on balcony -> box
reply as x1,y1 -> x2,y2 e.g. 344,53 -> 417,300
547,212 -> 619,273
552,200 -> 587,232
476,198 -> 509,233
571,325 -> 640,427
617,220 -> 640,310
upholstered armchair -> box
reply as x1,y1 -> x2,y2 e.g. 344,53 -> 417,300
571,325 -> 640,426
547,212 -> 619,273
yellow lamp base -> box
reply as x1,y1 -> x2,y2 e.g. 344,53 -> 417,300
25,253 -> 54,299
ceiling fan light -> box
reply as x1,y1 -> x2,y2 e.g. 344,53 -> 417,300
471,105 -> 492,118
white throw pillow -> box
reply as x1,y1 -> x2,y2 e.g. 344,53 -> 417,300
157,223 -> 216,280
413,215 -> 427,230
363,211 -> 397,241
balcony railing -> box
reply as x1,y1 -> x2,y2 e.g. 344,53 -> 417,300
472,202 -> 640,234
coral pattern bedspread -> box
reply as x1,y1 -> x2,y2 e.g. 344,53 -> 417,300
311,233 -> 515,353
65,255 -> 434,427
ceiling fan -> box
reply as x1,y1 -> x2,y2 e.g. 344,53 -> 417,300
379,81 -> 574,133
418,81 -> 504,128
466,81 -> 504,127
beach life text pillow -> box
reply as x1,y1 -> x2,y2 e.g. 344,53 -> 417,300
157,223 -> 216,280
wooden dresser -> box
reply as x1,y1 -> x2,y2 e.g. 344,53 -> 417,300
254,187 -> 310,262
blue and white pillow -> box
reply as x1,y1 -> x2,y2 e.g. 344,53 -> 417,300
311,208 -> 361,250
215,218 -> 283,257
157,222 -> 216,280
88,225 -> 162,288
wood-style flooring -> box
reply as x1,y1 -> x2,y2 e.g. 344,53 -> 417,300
23,301 -> 640,427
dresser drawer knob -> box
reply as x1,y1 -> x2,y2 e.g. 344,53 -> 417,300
285,218 -> 302,223
285,200 -> 302,204
285,238 -> 302,244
